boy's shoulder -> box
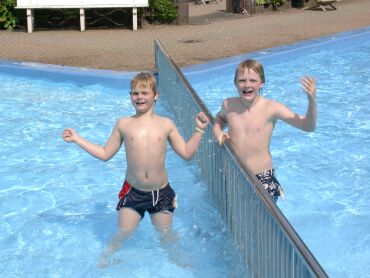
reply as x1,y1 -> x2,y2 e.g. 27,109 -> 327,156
155,115 -> 175,126
115,116 -> 138,129
222,97 -> 241,108
223,97 -> 240,103
222,97 -> 243,109
116,116 -> 131,124
260,97 -> 283,108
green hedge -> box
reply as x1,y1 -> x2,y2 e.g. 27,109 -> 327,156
146,0 -> 177,24
0,0 -> 19,30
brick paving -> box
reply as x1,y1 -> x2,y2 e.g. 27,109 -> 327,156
0,0 -> 369,71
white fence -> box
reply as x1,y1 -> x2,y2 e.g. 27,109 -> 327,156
16,0 -> 148,32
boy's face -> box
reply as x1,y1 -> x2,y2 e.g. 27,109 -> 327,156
130,83 -> 158,114
235,68 -> 263,102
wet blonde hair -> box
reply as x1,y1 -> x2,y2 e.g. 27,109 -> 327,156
130,72 -> 158,95
234,59 -> 265,84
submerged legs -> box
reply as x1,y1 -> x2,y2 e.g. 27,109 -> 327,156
151,212 -> 192,269
99,210 -> 190,269
98,208 -> 141,268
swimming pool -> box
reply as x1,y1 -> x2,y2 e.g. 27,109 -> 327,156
0,68 -> 249,276
2,26 -> 369,277
185,27 -> 370,278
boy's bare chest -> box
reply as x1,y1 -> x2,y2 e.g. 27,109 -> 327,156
124,121 -> 168,145
227,111 -> 270,132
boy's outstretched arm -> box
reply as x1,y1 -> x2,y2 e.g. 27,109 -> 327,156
62,120 -> 123,161
168,112 -> 209,160
275,76 -> 317,132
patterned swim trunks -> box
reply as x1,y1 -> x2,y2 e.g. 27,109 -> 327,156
255,169 -> 284,203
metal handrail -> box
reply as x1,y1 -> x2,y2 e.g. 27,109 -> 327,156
154,38 -> 328,278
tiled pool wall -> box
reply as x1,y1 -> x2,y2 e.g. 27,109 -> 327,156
0,60 -> 137,90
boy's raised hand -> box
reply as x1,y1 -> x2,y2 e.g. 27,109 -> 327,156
63,128 -> 79,143
300,76 -> 316,101
217,132 -> 230,146
196,112 -> 209,130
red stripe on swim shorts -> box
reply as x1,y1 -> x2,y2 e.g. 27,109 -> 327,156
118,180 -> 132,199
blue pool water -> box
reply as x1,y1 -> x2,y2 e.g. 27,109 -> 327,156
186,27 -> 370,278
0,71 -> 248,277
1,27 -> 369,278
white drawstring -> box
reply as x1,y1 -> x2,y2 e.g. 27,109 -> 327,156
152,189 -> 159,206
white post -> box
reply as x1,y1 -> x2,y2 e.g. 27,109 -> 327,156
80,8 -> 85,31
26,9 -> 34,33
132,7 -> 137,31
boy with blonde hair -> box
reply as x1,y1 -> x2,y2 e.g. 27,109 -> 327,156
63,72 -> 209,266
213,59 -> 317,202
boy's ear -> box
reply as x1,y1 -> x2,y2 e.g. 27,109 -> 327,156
259,83 -> 264,92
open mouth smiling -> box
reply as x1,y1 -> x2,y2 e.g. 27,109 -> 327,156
242,89 -> 253,95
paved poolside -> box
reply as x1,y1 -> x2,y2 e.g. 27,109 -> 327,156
0,0 -> 369,71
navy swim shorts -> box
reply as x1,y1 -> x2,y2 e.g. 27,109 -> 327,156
116,181 -> 177,218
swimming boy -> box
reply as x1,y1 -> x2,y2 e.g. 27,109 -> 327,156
213,59 -> 317,202
62,72 -> 209,266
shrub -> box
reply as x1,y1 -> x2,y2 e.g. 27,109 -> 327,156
271,0 -> 284,7
256,0 -> 284,9
146,0 -> 177,24
0,0 -> 19,29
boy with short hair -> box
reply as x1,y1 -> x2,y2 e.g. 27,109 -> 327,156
63,72 -> 209,266
213,59 -> 317,202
